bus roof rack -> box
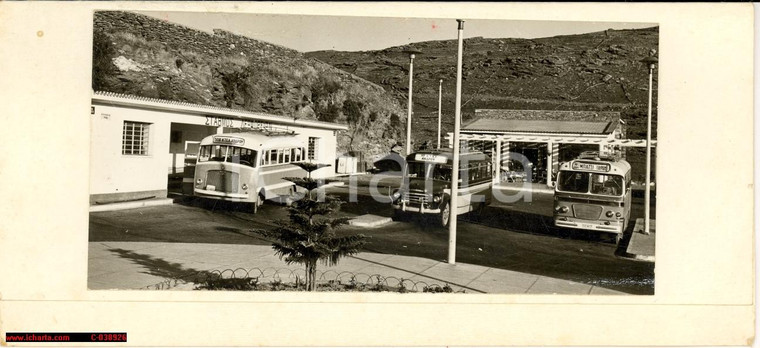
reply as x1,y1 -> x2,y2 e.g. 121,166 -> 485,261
224,127 -> 298,136
577,151 -> 621,161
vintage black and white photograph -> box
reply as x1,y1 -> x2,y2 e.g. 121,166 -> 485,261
87,10 -> 659,295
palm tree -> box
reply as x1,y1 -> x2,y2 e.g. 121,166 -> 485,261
255,162 -> 366,291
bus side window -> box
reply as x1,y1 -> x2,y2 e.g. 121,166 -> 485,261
269,149 -> 277,164
283,148 -> 291,163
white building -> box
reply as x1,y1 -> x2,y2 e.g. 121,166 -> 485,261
90,91 -> 347,205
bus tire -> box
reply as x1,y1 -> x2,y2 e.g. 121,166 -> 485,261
440,201 -> 451,228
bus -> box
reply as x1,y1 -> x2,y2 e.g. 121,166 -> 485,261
553,151 -> 632,243
391,149 -> 493,227
192,130 -> 311,211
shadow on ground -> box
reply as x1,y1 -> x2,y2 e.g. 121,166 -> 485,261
107,248 -> 212,282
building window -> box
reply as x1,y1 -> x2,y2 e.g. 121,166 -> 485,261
122,121 -> 151,155
308,137 -> 319,160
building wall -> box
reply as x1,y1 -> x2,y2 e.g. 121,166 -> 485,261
90,102 -> 341,204
90,104 -> 175,202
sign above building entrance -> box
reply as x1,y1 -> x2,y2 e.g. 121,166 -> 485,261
205,116 -> 273,130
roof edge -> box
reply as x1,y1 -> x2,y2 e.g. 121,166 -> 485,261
92,91 -> 348,131
474,108 -> 621,115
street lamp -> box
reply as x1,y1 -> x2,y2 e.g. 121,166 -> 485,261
639,52 -> 657,235
403,47 -> 423,155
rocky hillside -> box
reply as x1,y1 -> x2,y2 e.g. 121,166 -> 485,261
307,27 -> 659,180
93,11 -> 406,159
308,27 -> 658,138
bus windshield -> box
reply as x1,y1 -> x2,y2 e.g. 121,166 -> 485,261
198,145 -> 257,168
407,162 -> 452,181
558,171 -> 624,196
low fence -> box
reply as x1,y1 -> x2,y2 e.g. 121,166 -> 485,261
144,267 -> 463,293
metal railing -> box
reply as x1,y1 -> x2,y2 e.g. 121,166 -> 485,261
143,267 -> 463,293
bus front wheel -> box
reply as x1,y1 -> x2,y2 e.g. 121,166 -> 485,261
440,201 -> 451,228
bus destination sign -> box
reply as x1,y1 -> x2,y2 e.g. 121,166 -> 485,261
212,136 -> 245,145
572,161 -> 610,172
414,154 -> 448,164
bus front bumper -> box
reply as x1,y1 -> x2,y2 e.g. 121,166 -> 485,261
554,218 -> 623,234
392,203 -> 442,214
194,188 -> 253,202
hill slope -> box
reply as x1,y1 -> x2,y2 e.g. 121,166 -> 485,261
93,11 -> 406,159
307,27 -> 658,139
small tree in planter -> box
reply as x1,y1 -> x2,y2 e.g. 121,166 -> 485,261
255,162 -> 366,291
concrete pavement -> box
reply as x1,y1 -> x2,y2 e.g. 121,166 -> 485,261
88,241 -> 626,294
627,218 -> 656,262
90,197 -> 174,212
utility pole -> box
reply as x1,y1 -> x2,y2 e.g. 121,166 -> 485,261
448,19 -> 465,265
437,79 -> 443,149
640,53 -> 657,235
404,48 -> 422,155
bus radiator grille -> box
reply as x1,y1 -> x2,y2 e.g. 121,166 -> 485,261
206,170 -> 240,193
404,191 -> 431,205
572,204 -> 603,220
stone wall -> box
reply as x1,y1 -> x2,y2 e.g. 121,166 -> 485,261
94,11 -> 301,59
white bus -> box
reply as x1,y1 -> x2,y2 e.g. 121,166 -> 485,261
192,130 -> 312,211
554,151 -> 632,243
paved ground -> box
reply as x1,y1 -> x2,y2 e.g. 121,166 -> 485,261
88,241 -> 624,294
89,198 -> 654,294
628,218 -> 656,262
90,176 -> 654,294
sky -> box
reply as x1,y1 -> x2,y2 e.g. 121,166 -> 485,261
138,11 -> 657,52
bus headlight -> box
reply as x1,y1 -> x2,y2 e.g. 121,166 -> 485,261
556,206 -> 569,213
433,194 -> 442,203
242,183 -> 248,190
615,212 -> 622,218
196,178 -> 203,184
606,211 -> 614,218
391,190 -> 401,202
